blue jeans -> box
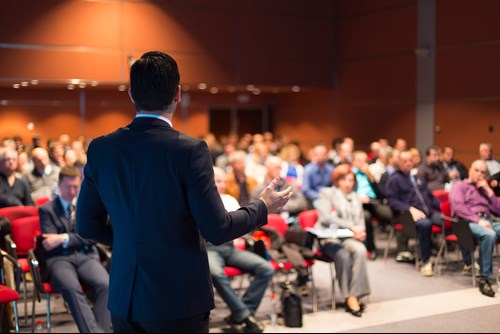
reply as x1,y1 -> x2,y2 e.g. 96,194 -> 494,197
207,245 -> 274,323
415,211 -> 442,262
468,220 -> 500,278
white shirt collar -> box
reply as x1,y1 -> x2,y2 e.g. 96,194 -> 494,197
135,113 -> 173,128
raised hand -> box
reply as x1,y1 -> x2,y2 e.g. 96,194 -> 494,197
258,177 -> 293,213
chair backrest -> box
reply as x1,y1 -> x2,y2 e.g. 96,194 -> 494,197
298,210 -> 318,229
0,206 -> 38,223
10,216 -> 41,257
440,200 -> 454,230
263,214 -> 288,236
432,189 -> 449,203
34,197 -> 50,207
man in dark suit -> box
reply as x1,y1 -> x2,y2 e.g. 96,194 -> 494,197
76,51 -> 291,333
39,166 -> 110,333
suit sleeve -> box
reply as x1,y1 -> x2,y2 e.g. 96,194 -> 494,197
185,141 -> 267,245
76,145 -> 113,246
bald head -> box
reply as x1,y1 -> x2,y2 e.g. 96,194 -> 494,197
468,160 -> 488,183
213,166 -> 227,195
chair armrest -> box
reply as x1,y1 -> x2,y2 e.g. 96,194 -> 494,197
4,234 -> 18,260
96,243 -> 112,272
0,251 -> 22,291
27,249 -> 43,302
440,214 -> 458,223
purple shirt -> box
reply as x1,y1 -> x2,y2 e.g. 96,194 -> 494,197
449,179 -> 500,222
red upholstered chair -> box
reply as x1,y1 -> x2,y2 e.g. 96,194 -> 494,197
34,196 -> 50,207
297,209 -> 336,311
434,201 -> 458,268
0,206 -> 39,224
0,207 -> 40,321
27,249 -> 59,332
263,214 -> 317,310
432,189 -> 449,203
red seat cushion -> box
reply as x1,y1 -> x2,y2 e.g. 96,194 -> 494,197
224,267 -> 243,277
18,258 -> 29,273
0,285 -> 20,303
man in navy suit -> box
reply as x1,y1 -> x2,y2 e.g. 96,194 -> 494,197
76,51 -> 291,333
39,166 -> 110,333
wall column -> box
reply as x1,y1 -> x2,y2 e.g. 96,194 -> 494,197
415,0 -> 436,151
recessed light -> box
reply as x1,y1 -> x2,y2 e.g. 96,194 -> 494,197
90,81 -> 99,87
198,83 -> 207,90
30,80 -> 39,85
67,84 -> 75,90
118,84 -> 127,91
79,82 -> 86,88
210,87 -> 219,94
292,85 -> 301,92
246,84 -> 255,91
21,81 -> 29,87
12,84 -> 20,89
252,88 -> 261,95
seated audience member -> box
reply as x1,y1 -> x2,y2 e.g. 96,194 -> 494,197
316,164 -> 371,317
215,143 -> 236,171
442,146 -> 468,182
302,144 -> 335,208
23,147 -> 60,200
333,141 -> 353,167
252,156 -> 308,219
351,151 -> 394,260
393,138 -> 407,152
39,167 -> 111,332
225,150 -> 259,206
378,148 -> 399,199
449,160 -> 500,297
327,137 -> 344,165
367,141 -> 380,164
48,141 -> 66,168
409,147 -> 423,175
16,150 -> 30,177
417,146 -> 449,192
386,151 -> 442,276
245,142 -> 270,185
0,147 -> 34,208
279,143 -> 305,188
63,149 -> 78,168
479,143 -> 500,196
369,145 -> 393,183
208,167 -> 273,333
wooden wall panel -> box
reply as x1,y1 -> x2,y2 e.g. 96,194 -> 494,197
0,49 -> 122,82
436,0 -> 500,47
435,100 -> 500,166
0,0 -> 120,47
339,55 -> 415,101
338,4 -> 416,60
436,45 -> 500,98
337,0 -> 416,17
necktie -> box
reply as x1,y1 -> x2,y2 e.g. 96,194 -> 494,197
68,204 -> 76,231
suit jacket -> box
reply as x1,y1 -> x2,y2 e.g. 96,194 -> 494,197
76,117 -> 267,322
39,198 -> 97,278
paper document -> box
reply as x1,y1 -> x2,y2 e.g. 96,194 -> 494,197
305,228 -> 354,239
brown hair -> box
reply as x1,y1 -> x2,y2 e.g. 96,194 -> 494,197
331,163 -> 355,187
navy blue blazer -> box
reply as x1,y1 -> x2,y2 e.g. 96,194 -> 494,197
39,198 -> 97,275
76,117 -> 267,322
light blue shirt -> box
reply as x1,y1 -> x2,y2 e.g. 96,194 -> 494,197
135,113 -> 173,128
302,162 -> 335,200
353,167 -> 376,199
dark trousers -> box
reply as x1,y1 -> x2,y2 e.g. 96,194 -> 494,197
111,312 -> 210,333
